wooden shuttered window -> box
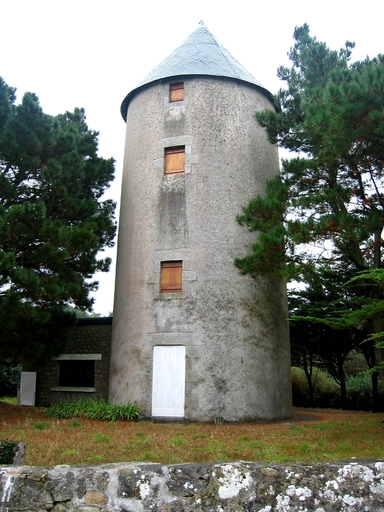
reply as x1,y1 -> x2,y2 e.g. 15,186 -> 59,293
161,261 -> 182,292
165,146 -> 185,175
170,82 -> 184,102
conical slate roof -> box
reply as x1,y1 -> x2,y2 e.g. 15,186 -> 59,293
121,22 -> 270,121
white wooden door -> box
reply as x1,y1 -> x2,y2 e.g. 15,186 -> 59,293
152,345 -> 185,417
19,372 -> 36,406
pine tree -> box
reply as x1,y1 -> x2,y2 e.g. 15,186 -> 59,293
236,25 -> 384,387
0,78 -> 116,365
289,266 -> 367,408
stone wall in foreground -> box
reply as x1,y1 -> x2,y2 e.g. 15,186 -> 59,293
1,460 -> 384,511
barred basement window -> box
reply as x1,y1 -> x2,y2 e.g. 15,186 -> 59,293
170,82 -> 184,102
58,360 -> 95,387
161,261 -> 182,292
165,147 -> 185,175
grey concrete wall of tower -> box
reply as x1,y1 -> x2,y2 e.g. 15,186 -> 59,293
110,76 -> 292,422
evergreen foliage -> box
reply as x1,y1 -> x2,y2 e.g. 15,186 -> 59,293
291,366 -> 384,410
0,78 -> 116,365
0,439 -> 17,464
236,24 -> 384,391
344,373 -> 384,411
0,361 -> 22,397
289,267 -> 366,408
291,366 -> 339,408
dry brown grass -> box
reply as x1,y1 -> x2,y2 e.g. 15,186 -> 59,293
1,402 -> 383,466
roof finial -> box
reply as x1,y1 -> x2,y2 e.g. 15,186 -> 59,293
199,20 -> 205,26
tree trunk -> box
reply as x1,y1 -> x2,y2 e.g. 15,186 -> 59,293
372,315 -> 384,394
338,356 -> 347,410
303,352 -> 316,407
372,372 -> 379,412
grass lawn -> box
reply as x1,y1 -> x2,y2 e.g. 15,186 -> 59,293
1,400 -> 383,467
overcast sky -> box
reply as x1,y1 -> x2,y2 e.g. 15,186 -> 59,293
1,0 -> 383,315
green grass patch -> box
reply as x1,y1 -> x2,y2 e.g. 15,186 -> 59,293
192,433 -> 208,440
33,421 -> 50,430
299,442 -> 311,453
67,420 -> 83,428
94,433 -> 111,443
170,436 -> 187,445
141,450 -> 157,461
0,396 -> 17,405
314,423 -> 333,432
62,449 -> 79,457
88,454 -> 104,462
131,438 -> 153,448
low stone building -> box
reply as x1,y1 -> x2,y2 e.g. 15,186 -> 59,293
34,317 -> 112,407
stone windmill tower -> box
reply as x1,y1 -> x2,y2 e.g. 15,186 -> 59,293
109,22 -> 292,421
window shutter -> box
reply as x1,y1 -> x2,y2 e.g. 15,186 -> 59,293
161,261 -> 182,292
165,147 -> 185,175
170,83 -> 184,102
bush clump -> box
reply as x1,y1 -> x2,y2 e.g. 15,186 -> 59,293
0,439 -> 17,464
46,398 -> 140,421
0,362 -> 22,397
345,373 -> 384,411
291,367 -> 339,408
292,366 -> 384,411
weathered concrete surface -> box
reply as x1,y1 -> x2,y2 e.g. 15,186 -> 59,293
2,460 -> 384,511
110,74 -> 292,422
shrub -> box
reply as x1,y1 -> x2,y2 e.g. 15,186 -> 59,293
291,367 -> 339,408
0,362 -> 22,397
291,367 -> 311,406
0,440 -> 17,464
292,366 -> 384,411
46,400 -> 83,419
345,373 -> 384,411
344,351 -> 369,376
46,398 -> 140,421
